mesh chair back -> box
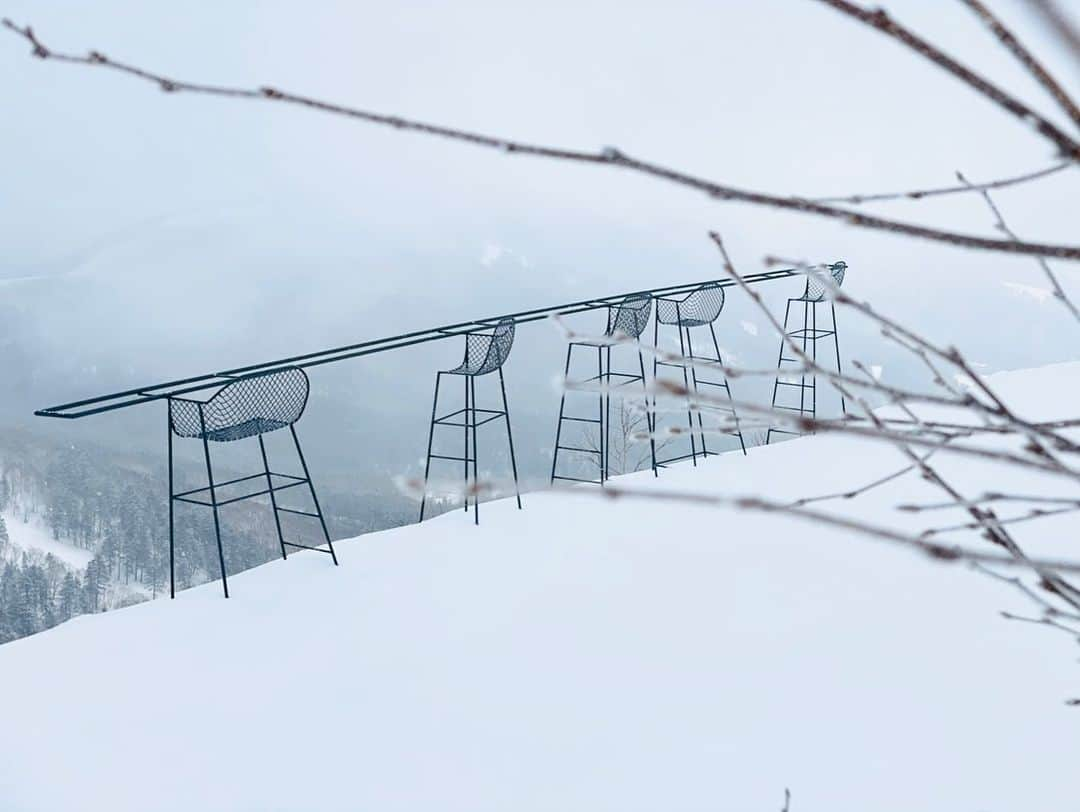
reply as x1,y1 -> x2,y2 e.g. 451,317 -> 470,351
170,367 -> 310,442
655,283 -> 725,326
462,318 -> 516,376
606,294 -> 652,339
802,262 -> 847,302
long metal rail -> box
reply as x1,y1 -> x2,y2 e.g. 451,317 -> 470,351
35,267 -> 805,419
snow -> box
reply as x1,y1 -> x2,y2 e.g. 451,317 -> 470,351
1003,280 -> 1054,303
0,363 -> 1078,811
2,511 -> 93,570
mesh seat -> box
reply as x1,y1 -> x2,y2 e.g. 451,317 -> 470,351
651,282 -> 745,465
606,294 -> 652,338
166,365 -> 336,599
768,261 -> 849,443
796,261 -> 847,302
170,367 -> 309,441
420,318 -> 522,525
444,319 -> 515,376
655,283 -> 725,327
551,294 -> 657,485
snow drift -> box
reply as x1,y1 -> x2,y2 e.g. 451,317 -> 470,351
1,363 -> 1077,811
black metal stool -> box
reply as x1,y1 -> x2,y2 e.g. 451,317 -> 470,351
551,294 -> 658,485
653,282 -> 746,465
767,261 -> 848,443
167,366 -> 337,599
419,318 -> 522,525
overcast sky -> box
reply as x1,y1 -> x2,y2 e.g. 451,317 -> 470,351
2,0 -> 1077,394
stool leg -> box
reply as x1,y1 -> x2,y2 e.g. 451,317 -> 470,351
259,433 -> 288,560
709,323 -> 747,456
167,412 -> 175,599
676,323 -> 698,466
767,299 -> 793,445
685,326 -> 707,458
604,345 -> 612,480
470,375 -> 480,525
498,367 -> 522,509
638,346 -> 657,476
597,346 -> 605,484
419,372 -> 442,522
799,299 -> 810,418
290,425 -> 338,565
651,316 -> 660,468
463,374 -> 470,513
197,407 -> 229,599
831,301 -> 847,415
550,345 -> 573,484
811,301 -> 819,421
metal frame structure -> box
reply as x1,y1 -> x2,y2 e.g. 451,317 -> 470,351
31,265 -> 834,595
550,294 -> 658,485
167,366 -> 337,599
418,319 -> 522,525
767,262 -> 848,444
35,268 -> 801,420
653,282 -> 747,465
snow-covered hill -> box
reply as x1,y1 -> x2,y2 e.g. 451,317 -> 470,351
1,364 -> 1077,811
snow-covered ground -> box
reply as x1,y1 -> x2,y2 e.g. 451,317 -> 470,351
0,363 -> 1077,811
2,510 -> 93,569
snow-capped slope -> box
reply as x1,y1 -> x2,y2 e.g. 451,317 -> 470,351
1,364 -> 1078,812
2,511 -> 93,570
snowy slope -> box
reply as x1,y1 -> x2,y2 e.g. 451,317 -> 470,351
2,511 -> 93,570
1,364 -> 1078,811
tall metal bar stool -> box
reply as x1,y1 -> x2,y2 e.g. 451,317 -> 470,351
767,261 -> 848,444
653,282 -> 746,465
550,294 -> 658,485
419,318 -> 522,525
167,366 -> 338,599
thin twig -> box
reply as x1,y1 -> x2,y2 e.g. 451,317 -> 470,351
595,484 -> 1080,573
2,18 -> 1080,261
959,0 -> 1080,128
810,160 -> 1072,204
1022,0 -> 1080,68
958,169 -> 1080,322
810,0 -> 1080,160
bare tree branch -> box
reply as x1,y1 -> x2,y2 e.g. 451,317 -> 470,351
595,484 -> 1080,573
958,169 -> 1080,321
810,0 -> 1080,160
959,0 -> 1080,128
811,160 -> 1073,205
3,18 -> 1080,261
1022,0 -> 1080,68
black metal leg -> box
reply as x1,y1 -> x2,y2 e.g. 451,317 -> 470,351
831,302 -> 847,415
290,425 -> 338,565
197,407 -> 229,599
709,323 -> 747,456
676,322 -> 698,465
651,316 -> 661,470
259,434 -> 288,560
799,299 -> 810,418
463,373 -> 470,513
550,344 -> 573,484
469,375 -> 479,525
685,326 -> 707,458
498,367 -> 522,509
767,299 -> 793,446
637,347 -> 658,476
167,409 -> 175,599
604,345 -> 612,480
419,372 -> 442,522
597,346 -> 605,484
811,301 -> 819,420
